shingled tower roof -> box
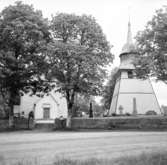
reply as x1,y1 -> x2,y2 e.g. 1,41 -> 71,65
120,20 -> 136,55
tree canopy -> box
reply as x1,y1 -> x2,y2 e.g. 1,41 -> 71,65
135,7 -> 167,83
0,1 -> 51,116
47,13 -> 113,117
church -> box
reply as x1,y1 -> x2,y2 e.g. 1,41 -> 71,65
14,91 -> 68,124
109,21 -> 161,115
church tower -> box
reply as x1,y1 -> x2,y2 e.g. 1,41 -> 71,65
109,21 -> 161,115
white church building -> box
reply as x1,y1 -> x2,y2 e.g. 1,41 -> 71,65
14,91 -> 68,124
109,21 -> 161,115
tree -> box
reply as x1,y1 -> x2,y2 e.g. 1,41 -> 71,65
135,7 -> 167,82
72,94 -> 90,117
47,13 -> 113,127
101,67 -> 118,110
0,1 -> 51,125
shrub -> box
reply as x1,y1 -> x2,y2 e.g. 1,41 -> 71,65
145,110 -> 157,115
111,113 -> 117,116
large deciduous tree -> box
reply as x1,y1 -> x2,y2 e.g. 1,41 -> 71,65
47,13 -> 113,127
0,1 -> 50,124
135,7 -> 167,82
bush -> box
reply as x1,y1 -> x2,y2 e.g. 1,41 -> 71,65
125,112 -> 131,116
145,110 -> 157,115
111,113 -> 117,116
55,117 -> 66,129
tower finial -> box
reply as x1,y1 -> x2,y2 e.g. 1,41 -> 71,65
127,7 -> 132,44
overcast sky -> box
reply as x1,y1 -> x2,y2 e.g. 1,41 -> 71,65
1,0 -> 167,106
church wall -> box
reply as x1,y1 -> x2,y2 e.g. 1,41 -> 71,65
112,79 -> 120,97
19,94 -> 40,117
121,71 -> 128,78
116,93 -> 160,114
109,79 -> 120,114
35,95 -> 58,121
109,95 -> 118,114
119,79 -> 154,93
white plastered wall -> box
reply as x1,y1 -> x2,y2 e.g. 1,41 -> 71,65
119,79 -> 155,93
116,94 -> 160,114
109,77 -> 161,115
19,94 -> 40,117
35,95 -> 58,121
34,93 -> 68,123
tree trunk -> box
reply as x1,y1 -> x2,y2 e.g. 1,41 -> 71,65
66,113 -> 72,128
66,90 -> 75,128
8,104 -> 14,128
66,101 -> 73,128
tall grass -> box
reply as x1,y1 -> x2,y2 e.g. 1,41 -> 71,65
1,152 -> 167,165
53,152 -> 167,165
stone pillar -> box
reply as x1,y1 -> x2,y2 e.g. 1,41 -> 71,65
133,97 -> 137,115
118,105 -> 123,115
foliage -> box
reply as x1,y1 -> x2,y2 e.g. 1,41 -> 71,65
145,110 -> 157,115
72,94 -> 90,117
0,1 -> 51,116
93,102 -> 104,117
101,67 -> 118,109
135,7 -> 167,82
72,95 -> 104,117
47,13 -> 113,116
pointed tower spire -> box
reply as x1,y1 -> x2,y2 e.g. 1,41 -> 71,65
127,19 -> 133,44
120,15 -> 136,55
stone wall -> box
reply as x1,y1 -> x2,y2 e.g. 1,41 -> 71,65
1,116 -> 167,131
14,118 -> 34,129
0,118 -> 34,131
71,116 -> 167,130
0,120 -> 9,131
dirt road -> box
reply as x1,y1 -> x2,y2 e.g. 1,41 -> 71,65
0,131 -> 167,164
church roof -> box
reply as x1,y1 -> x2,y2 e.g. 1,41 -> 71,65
120,21 -> 136,55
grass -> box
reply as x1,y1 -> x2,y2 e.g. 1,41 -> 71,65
1,152 -> 167,165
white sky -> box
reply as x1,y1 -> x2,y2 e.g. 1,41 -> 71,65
1,0 -> 167,106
